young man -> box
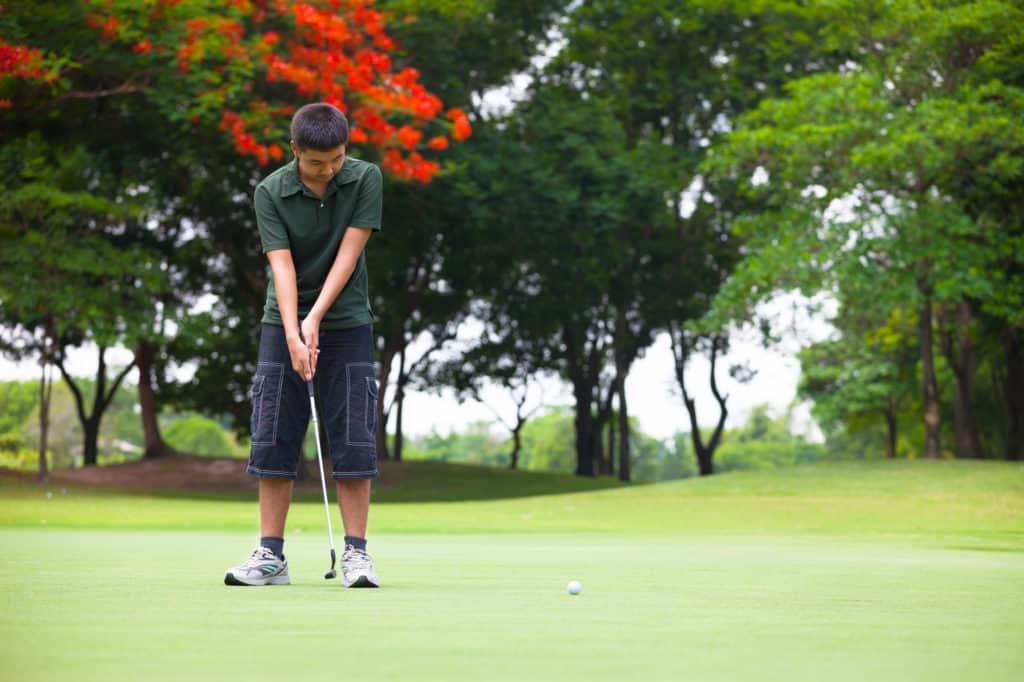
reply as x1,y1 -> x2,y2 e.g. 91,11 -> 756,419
224,102 -> 383,588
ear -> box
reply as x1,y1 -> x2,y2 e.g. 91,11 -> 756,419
289,140 -> 299,158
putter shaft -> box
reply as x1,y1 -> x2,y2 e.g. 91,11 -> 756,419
308,380 -> 337,577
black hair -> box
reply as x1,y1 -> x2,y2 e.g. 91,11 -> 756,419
290,102 -> 349,151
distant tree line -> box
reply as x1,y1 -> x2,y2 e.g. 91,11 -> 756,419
1,377 -> 843,483
2,1 -> 1021,483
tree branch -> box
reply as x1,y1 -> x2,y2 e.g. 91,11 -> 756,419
57,81 -> 147,101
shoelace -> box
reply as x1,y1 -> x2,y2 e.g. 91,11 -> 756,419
240,547 -> 277,568
343,547 -> 372,571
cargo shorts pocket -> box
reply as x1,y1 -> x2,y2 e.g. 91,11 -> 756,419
346,362 -> 378,447
250,361 -> 284,446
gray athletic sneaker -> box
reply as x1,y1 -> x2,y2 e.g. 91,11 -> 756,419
341,545 -> 380,588
224,547 -> 290,586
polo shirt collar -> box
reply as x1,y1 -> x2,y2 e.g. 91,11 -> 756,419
279,159 -> 303,198
333,157 -> 359,186
279,157 -> 359,198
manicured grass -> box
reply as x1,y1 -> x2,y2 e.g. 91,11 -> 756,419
1,460 -> 1022,681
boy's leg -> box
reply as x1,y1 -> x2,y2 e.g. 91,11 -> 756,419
260,478 -> 294,537
317,323 -> 379,587
226,323 -> 309,586
336,478 -> 370,538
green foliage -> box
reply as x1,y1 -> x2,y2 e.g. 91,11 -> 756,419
162,415 -> 236,457
517,407 -> 578,474
630,429 -> 694,482
401,403 -> 840,480
404,421 -> 509,467
0,380 -> 39,446
713,404 -> 828,472
0,378 -> 252,469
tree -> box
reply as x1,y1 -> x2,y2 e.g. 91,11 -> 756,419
364,0 -> 568,459
533,0 -> 838,476
2,0 -> 469,464
429,327 -> 548,470
799,306 -> 918,460
453,85 -> 669,476
704,0 -> 1024,459
0,137 -> 168,466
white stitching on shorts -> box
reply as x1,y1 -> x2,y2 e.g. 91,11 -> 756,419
346,362 -> 376,447
251,361 -> 284,446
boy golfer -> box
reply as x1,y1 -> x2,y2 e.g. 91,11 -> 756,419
225,102 -> 382,587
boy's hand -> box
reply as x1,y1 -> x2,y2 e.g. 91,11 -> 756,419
300,314 -> 321,376
285,331 -> 313,381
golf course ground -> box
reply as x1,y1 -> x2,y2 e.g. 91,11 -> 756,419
2,458 -> 1022,681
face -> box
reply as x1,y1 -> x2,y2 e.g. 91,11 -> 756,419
291,142 -> 346,184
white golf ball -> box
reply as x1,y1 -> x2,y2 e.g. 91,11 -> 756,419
567,580 -> 582,595
46,491 -> 53,499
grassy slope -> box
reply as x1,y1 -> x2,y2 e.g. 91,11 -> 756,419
2,459 -> 1021,547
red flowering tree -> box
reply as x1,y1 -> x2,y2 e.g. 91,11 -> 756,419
1,0 -> 470,181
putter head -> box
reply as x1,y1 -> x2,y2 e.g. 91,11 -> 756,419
324,548 -> 337,579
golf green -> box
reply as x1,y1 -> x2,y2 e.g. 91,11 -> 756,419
2,460 -> 1022,681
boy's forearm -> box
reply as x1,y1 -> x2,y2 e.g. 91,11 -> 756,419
308,227 -> 373,321
266,251 -> 302,339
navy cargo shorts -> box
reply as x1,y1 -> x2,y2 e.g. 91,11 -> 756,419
247,323 -> 379,480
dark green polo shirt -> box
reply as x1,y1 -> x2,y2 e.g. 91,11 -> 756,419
254,156 -> 382,330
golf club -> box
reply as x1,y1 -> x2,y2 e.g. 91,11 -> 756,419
307,379 -> 337,580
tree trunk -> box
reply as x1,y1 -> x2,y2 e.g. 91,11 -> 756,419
573,383 -> 596,477
1006,326 -> 1024,461
918,289 -> 942,459
394,387 -> 405,462
37,363 -> 53,483
940,302 -> 984,459
617,380 -> 630,482
57,344 -> 135,468
136,340 -> 175,459
692,425 -> 716,473
672,330 -> 728,476
509,422 -> 522,470
82,417 -> 100,467
606,418 -> 616,477
375,344 -> 397,460
393,348 -> 407,462
594,412 -> 610,476
883,404 -> 898,460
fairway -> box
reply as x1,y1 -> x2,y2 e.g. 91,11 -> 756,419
2,461 -> 1023,681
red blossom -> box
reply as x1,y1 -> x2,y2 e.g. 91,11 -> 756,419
396,124 -> 421,150
452,113 -> 472,142
77,0 -> 470,182
102,15 -> 119,39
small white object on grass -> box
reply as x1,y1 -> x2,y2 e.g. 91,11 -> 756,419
567,580 -> 582,595
46,491 -> 53,499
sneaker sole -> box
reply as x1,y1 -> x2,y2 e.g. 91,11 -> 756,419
224,572 -> 291,586
344,575 -> 379,588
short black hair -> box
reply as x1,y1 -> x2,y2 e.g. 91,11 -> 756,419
291,103 -> 349,151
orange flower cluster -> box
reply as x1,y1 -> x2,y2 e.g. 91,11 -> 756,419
73,0 -> 470,182
220,110 -> 284,166
382,148 -> 439,183
0,41 -> 46,80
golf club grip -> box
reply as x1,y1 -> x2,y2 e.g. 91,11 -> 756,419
306,380 -> 314,397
